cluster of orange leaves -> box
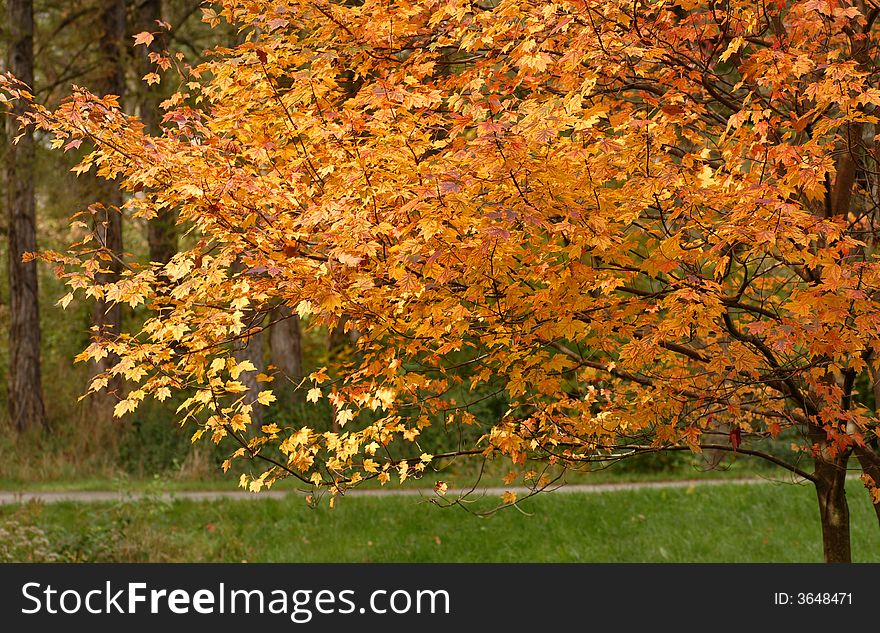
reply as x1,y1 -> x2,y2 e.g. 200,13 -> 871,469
3,0 -> 880,502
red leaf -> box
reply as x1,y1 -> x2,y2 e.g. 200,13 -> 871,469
729,427 -> 742,452
256,49 -> 268,64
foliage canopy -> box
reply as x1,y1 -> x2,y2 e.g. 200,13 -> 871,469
4,1 -> 880,540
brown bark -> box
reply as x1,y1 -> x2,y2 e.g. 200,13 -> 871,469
810,425 -> 852,563
814,459 -> 852,563
829,125 -> 861,219
234,323 -> 266,427
6,0 -> 47,432
86,0 -> 127,424
269,306 -> 303,401
230,259 -> 266,426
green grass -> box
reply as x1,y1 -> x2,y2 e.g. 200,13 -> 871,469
2,480 -> 878,562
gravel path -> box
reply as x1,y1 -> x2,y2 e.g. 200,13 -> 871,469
0,476 -> 794,505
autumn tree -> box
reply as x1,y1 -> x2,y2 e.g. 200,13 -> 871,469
9,0 -> 880,562
4,0 -> 47,432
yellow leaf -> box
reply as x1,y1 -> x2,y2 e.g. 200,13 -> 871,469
257,390 -> 276,406
306,387 -> 322,402
113,399 -> 136,418
209,357 -> 226,375
231,359 -> 257,379
224,381 -> 248,393
296,300 -> 313,318
719,36 -> 744,63
58,292 -> 74,309
336,408 -> 354,427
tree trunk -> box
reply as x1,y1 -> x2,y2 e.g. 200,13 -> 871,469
87,0 -> 127,424
230,259 -> 266,426
137,0 -> 176,265
269,306 -> 303,401
234,323 -> 265,427
811,436 -> 852,563
5,0 -> 47,432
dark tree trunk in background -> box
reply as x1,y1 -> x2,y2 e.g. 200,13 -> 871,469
269,306 -> 303,402
234,323 -> 266,427
137,0 -> 176,265
6,0 -> 47,432
87,0 -> 127,423
230,259 -> 266,426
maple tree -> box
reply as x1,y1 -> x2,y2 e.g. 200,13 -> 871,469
4,0 -> 880,562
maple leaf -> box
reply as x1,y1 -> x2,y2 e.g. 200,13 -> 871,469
133,31 -> 154,47
257,390 -> 276,406
336,408 -> 354,427
58,292 -> 74,309
729,427 -> 742,452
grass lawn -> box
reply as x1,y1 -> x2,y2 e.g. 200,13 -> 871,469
2,480 -> 878,562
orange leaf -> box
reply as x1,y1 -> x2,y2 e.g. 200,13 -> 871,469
133,31 -> 154,47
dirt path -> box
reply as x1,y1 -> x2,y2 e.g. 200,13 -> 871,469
0,476 -> 797,505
